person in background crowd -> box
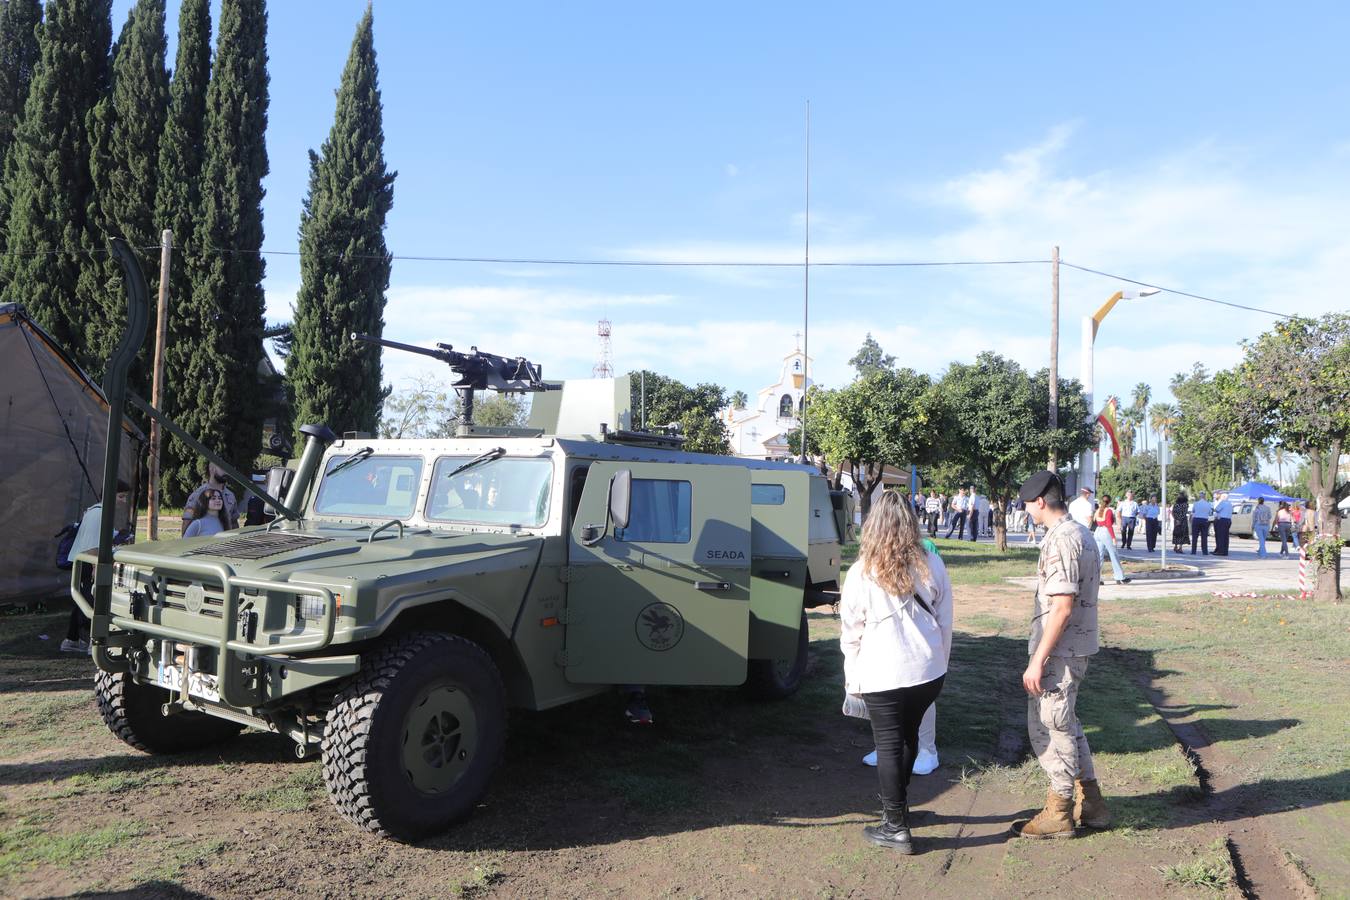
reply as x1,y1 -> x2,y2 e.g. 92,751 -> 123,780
1290,502 -> 1304,550
1251,497 -> 1272,558
183,463 -> 239,531
1093,494 -> 1131,585
944,488 -> 968,539
183,489 -> 231,539
1141,495 -> 1161,553
968,486 -> 985,541
62,480 -> 131,654
924,490 -> 942,537
1297,502 -> 1315,550
1212,491 -> 1234,556
1069,486 -> 1095,529
1170,492 -> 1190,553
1190,491 -> 1214,555
937,492 -> 948,531
840,492 -> 953,853
1275,501 -> 1294,557
1117,491 -> 1139,550
1012,471 -> 1111,839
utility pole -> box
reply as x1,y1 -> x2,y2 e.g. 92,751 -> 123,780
1048,245 -> 1059,472
146,229 -> 172,540
799,100 -> 811,462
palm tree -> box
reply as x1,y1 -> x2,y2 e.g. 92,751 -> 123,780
1131,383 -> 1152,454
730,390 -> 749,411
1149,402 -> 1180,442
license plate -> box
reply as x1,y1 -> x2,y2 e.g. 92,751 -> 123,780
156,664 -> 221,702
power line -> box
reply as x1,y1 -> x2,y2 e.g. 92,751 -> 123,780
1059,261 -> 1293,319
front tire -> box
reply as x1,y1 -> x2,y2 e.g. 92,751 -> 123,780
94,670 -> 243,754
744,606 -> 810,700
321,631 -> 506,842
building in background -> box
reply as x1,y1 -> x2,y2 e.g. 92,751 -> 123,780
723,340 -> 812,461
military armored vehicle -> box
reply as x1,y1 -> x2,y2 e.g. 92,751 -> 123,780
72,243 -> 845,841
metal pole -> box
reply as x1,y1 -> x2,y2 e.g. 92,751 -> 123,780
800,100 -> 810,461
1080,315 -> 1095,492
1049,245 -> 1059,471
640,370 -> 646,430
147,229 -> 172,540
1161,437 -> 1168,570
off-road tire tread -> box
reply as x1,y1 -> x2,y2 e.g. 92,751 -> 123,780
321,631 -> 506,841
94,669 -> 242,754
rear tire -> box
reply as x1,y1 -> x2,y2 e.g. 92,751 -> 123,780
94,670 -> 243,754
744,606 -> 810,700
321,631 -> 506,842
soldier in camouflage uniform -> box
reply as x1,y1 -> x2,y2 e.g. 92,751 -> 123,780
1011,471 -> 1112,838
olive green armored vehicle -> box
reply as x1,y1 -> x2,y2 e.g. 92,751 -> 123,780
72,244 -> 846,841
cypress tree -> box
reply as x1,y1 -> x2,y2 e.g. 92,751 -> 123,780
153,0 -> 211,502
288,6 -> 395,438
85,0 -> 169,373
186,0 -> 268,472
0,0 -> 111,360
0,0 -> 43,224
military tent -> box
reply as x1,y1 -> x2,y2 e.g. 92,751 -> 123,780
0,304 -> 142,603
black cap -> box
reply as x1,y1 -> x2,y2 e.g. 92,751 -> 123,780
1017,470 -> 1064,502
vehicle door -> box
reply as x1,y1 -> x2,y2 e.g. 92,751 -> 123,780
564,460 -> 751,685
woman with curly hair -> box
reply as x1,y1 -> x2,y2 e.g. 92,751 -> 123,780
839,491 -> 953,854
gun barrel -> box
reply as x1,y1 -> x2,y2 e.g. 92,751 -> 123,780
351,332 -> 457,363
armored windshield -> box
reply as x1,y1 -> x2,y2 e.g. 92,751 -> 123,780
426,456 -> 553,528
313,455 -> 424,519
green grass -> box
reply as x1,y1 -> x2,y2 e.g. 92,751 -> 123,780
1155,839 -> 1236,893
44,760 -> 181,799
0,812 -> 144,880
237,765 -> 325,811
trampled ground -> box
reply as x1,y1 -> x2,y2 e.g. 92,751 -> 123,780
1,541 -> 1345,898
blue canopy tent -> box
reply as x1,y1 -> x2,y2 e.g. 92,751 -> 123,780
1226,481 -> 1302,503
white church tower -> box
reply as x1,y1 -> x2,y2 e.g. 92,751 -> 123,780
723,336 -> 813,461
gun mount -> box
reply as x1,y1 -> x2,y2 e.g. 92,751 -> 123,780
351,333 -> 557,425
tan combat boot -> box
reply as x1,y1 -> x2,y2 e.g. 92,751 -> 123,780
1074,778 -> 1111,829
1013,789 -> 1076,839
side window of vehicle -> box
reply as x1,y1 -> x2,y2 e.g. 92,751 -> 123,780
568,466 -> 589,525
751,483 -> 785,505
616,479 -> 692,544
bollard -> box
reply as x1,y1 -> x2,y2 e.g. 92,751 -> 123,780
1297,546 -> 1310,599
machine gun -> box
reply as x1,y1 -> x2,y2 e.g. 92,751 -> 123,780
351,333 -> 557,425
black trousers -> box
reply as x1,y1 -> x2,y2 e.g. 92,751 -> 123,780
1120,516 -> 1137,549
926,511 -> 939,536
67,567 -> 92,641
1191,518 -> 1211,554
863,675 -> 945,812
1214,518 -> 1231,555
1144,517 -> 1159,551
944,511 -> 966,539
968,510 -> 980,541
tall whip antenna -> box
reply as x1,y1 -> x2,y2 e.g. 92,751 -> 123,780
800,100 -> 811,461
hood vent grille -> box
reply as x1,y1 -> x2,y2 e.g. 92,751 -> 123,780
185,532 -> 332,560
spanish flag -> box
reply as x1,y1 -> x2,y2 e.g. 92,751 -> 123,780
1097,396 -> 1122,463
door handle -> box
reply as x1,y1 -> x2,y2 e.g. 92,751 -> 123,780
760,570 -> 791,579
695,581 -> 732,592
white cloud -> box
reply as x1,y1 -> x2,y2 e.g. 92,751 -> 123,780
725,163 -> 740,177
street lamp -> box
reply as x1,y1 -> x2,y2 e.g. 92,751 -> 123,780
1079,288 -> 1160,491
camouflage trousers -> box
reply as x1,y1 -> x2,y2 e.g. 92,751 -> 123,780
1028,655 -> 1097,798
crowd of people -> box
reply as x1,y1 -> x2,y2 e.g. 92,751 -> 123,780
904,482 -> 1319,563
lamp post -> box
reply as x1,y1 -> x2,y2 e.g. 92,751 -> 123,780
1080,288 -> 1160,491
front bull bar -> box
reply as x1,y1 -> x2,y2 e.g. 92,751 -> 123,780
73,552 -> 336,708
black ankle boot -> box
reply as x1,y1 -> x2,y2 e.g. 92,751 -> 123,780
863,804 -> 914,853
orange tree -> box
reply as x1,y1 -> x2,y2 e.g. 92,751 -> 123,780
1203,314 -> 1349,600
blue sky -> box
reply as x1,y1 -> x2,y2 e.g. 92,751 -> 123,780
127,1 -> 1350,447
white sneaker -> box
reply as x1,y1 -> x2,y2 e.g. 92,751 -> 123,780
862,750 -> 877,767
912,749 -> 940,775
59,638 -> 87,654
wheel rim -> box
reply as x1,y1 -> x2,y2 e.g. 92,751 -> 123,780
402,685 -> 478,795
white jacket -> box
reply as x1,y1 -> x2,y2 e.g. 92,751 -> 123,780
839,551 -> 954,694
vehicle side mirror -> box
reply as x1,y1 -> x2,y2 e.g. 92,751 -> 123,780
609,469 -> 632,531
